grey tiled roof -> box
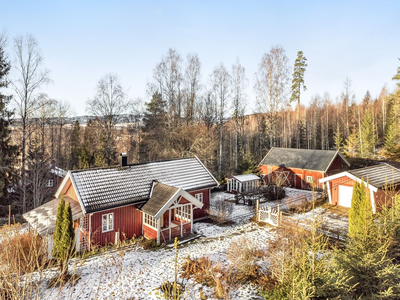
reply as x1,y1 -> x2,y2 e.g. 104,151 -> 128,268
71,157 -> 218,214
141,182 -> 179,217
349,164 -> 400,189
259,147 -> 349,172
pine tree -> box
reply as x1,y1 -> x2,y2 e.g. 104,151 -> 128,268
333,124 -> 342,152
360,109 -> 377,158
290,51 -> 307,148
0,38 -> 18,204
52,196 -> 65,258
70,120 -> 81,169
142,92 -> 167,161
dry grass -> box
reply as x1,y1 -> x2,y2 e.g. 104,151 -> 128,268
180,255 -> 237,299
227,236 -> 266,282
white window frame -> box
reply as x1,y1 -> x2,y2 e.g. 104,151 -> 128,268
143,213 -> 157,229
102,213 -> 114,233
176,205 -> 191,222
47,179 -> 54,187
195,193 -> 203,209
306,176 -> 313,183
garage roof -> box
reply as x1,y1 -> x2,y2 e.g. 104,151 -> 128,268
348,164 -> 400,189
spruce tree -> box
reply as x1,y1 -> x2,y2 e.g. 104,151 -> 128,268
52,196 -> 65,258
348,181 -> 361,237
60,202 -> 75,257
360,109 -> 376,158
333,124 -> 342,152
344,129 -> 359,157
0,38 -> 18,204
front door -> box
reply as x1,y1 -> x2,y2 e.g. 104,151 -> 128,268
295,174 -> 303,189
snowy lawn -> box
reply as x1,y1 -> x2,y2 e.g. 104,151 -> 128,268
31,188 -> 340,300
35,192 -> 276,300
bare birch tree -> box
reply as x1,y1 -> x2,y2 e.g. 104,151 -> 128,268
210,63 -> 231,177
254,46 -> 290,148
11,34 -> 50,213
231,58 -> 248,170
183,53 -> 202,125
86,73 -> 126,166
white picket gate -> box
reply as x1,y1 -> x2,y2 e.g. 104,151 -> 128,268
258,205 -> 282,226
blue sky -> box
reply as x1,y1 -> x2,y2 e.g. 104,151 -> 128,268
3,0 -> 400,116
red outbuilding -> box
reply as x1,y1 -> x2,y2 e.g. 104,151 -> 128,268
320,164 -> 400,213
259,147 -> 350,190
23,155 -> 219,252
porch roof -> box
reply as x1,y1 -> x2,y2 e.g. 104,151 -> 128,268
140,182 -> 203,219
22,196 -> 83,236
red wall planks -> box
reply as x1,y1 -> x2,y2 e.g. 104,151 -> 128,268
90,205 -> 143,246
190,189 -> 210,219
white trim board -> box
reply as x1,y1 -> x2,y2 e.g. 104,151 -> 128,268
319,172 -> 378,192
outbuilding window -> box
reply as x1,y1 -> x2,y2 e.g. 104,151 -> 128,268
47,179 -> 54,187
306,176 -> 313,183
195,193 -> 203,203
102,213 -> 114,233
144,213 -> 157,228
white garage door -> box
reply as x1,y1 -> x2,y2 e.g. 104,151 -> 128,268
338,185 -> 353,208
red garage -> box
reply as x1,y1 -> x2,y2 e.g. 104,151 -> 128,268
320,164 -> 400,213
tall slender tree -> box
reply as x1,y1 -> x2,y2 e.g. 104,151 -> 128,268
11,34 -> 50,213
290,51 -> 307,148
254,46 -> 290,149
0,32 -> 18,204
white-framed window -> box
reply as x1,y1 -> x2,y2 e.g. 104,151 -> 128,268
195,193 -> 203,203
176,205 -> 191,222
144,213 -> 157,228
102,213 -> 114,233
306,176 -> 313,183
47,179 -> 54,187
195,193 -> 203,209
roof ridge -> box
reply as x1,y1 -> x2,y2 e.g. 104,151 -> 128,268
70,157 -> 195,173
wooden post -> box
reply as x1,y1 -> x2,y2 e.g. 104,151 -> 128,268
8,205 -> 11,227
256,199 -> 259,222
277,204 -> 281,227
190,204 -> 193,234
157,218 -> 161,245
180,207 -> 183,237
169,209 -> 171,240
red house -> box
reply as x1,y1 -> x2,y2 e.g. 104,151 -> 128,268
320,164 -> 400,213
259,147 -> 350,190
23,156 -> 219,251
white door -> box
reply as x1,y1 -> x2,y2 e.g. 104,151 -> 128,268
338,185 -> 353,207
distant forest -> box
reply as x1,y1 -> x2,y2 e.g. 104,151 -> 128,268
1,33 -> 400,213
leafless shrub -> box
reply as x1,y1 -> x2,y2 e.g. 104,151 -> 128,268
227,237 -> 266,281
180,256 -> 237,299
207,199 -> 234,224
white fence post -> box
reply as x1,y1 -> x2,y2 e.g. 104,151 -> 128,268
76,229 -> 80,253
48,235 -> 53,260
